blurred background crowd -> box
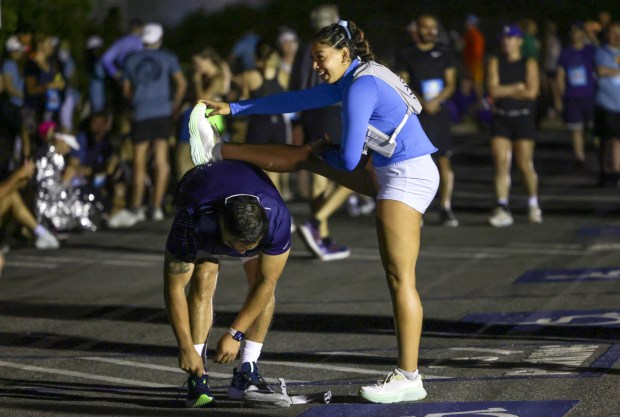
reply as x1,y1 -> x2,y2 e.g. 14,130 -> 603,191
0,0 -> 619,270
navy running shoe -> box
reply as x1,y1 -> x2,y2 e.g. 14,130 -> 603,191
228,362 -> 290,408
186,374 -> 215,408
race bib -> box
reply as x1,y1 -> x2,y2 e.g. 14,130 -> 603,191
45,89 -> 61,112
421,78 -> 444,101
567,65 -> 587,87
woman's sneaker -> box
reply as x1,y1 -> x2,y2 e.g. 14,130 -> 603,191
298,220 -> 351,261
228,362 -> 290,408
189,102 -> 220,166
488,205 -> 513,228
528,205 -> 543,224
359,369 -> 427,404
186,374 -> 215,408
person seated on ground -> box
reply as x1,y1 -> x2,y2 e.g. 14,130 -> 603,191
164,160 -> 292,408
34,123 -> 102,232
71,111 -> 126,217
0,160 -> 59,252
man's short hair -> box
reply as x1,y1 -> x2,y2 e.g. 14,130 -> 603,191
220,195 -> 268,244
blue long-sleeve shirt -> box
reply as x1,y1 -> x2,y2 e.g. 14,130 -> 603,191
100,34 -> 143,77
230,59 -> 437,170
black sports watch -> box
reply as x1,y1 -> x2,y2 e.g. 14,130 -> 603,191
227,327 -> 245,342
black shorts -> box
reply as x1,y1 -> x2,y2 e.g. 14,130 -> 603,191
594,106 -> 620,142
418,108 -> 452,157
131,117 -> 172,143
491,113 -> 537,141
564,96 -> 594,129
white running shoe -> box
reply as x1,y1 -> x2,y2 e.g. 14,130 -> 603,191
359,369 -> 427,404
189,102 -> 220,166
488,206 -> 513,228
107,209 -> 139,229
528,205 -> 543,224
152,207 -> 165,221
35,228 -> 60,250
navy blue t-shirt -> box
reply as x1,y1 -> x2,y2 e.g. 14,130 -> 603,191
166,161 -> 291,262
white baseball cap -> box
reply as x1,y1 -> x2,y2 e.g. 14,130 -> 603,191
86,35 -> 104,50
54,133 -> 80,150
5,36 -> 24,52
142,23 -> 163,44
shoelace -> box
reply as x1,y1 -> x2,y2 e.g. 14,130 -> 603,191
375,371 -> 397,387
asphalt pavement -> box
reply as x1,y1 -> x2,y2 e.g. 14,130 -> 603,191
1,122 -> 619,417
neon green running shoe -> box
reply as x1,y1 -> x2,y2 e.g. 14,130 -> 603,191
189,102 -> 220,166
186,374 -> 215,408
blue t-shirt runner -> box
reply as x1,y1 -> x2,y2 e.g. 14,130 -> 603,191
557,44 -> 596,98
166,161 -> 291,262
123,48 -> 182,121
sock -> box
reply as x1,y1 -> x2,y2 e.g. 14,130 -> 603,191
34,225 -> 47,237
239,340 -> 263,368
497,198 -> 509,208
441,203 -> 451,210
528,196 -> 539,208
194,343 -> 207,371
397,367 -> 419,381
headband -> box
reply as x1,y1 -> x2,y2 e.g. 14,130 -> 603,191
338,20 -> 352,40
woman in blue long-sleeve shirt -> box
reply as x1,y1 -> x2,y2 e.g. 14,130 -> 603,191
191,20 -> 439,404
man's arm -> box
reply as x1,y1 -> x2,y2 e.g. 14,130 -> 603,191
172,70 -> 187,115
214,249 -> 290,363
163,251 -> 204,376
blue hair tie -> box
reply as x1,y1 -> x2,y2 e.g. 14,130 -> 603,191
338,20 -> 352,40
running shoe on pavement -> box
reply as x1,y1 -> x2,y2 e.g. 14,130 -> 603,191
488,205 -> 513,228
186,374 -> 215,408
228,362 -> 290,408
439,207 -> 459,227
107,209 -> 139,229
298,220 -> 350,261
318,238 -> 351,261
359,368 -> 427,404
189,102 -> 220,166
528,205 -> 543,224
35,228 -> 60,249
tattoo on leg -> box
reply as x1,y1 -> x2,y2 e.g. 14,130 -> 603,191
167,260 -> 192,275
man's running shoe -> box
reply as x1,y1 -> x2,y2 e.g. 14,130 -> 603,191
439,207 -> 459,227
528,205 -> 543,224
228,362 -> 290,408
488,205 -> 513,228
186,374 -> 215,408
189,102 -> 219,166
359,369 -> 427,404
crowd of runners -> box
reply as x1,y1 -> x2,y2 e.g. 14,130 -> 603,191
1,3 -> 619,409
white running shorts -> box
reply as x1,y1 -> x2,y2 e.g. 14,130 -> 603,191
375,154 -> 439,214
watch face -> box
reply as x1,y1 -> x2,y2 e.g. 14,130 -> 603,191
233,331 -> 243,341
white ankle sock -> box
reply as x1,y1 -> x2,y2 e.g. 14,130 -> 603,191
239,340 -> 263,368
397,368 -> 419,381
528,196 -> 539,207
193,343 -> 205,357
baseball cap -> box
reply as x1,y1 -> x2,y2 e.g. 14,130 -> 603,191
501,24 -> 523,38
54,133 -> 80,150
86,35 -> 104,50
142,23 -> 163,44
5,36 -> 24,52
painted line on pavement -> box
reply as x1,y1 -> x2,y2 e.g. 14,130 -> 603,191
0,359 -> 175,388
